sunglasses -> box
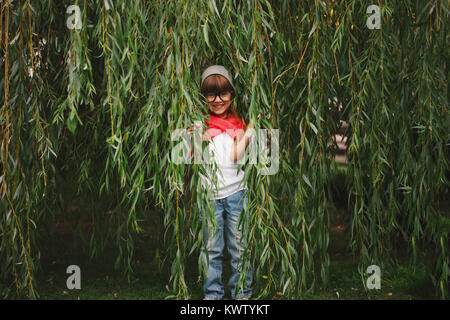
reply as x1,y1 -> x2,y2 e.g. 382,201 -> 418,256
203,90 -> 234,103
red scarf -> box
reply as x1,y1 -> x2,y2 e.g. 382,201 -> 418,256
204,113 -> 247,140
190,113 -> 247,157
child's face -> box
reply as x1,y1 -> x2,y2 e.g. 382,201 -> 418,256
206,91 -> 233,118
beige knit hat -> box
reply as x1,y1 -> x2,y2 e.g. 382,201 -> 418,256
201,65 -> 236,91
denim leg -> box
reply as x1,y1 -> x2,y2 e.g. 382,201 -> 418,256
201,198 -> 225,299
224,189 -> 252,299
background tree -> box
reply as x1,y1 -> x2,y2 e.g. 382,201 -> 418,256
0,0 -> 448,299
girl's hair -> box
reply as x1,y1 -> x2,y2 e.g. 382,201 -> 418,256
200,74 -> 239,119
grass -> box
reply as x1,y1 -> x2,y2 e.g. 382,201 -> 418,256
300,257 -> 437,300
35,243 -> 438,300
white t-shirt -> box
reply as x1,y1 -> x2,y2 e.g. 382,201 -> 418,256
200,132 -> 247,199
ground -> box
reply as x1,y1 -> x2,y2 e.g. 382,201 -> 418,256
30,162 -> 448,300
35,200 -> 444,300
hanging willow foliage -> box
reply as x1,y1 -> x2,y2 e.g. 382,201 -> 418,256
0,0 -> 448,299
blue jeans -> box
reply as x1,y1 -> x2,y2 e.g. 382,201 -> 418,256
200,188 -> 252,299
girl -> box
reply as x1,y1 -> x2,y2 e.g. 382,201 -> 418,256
190,65 -> 254,300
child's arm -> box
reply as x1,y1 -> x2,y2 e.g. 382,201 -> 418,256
230,119 -> 255,163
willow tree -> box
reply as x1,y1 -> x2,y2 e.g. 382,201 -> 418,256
0,0 -> 448,299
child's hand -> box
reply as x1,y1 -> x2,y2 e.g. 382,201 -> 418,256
188,123 -> 211,141
187,123 -> 201,135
